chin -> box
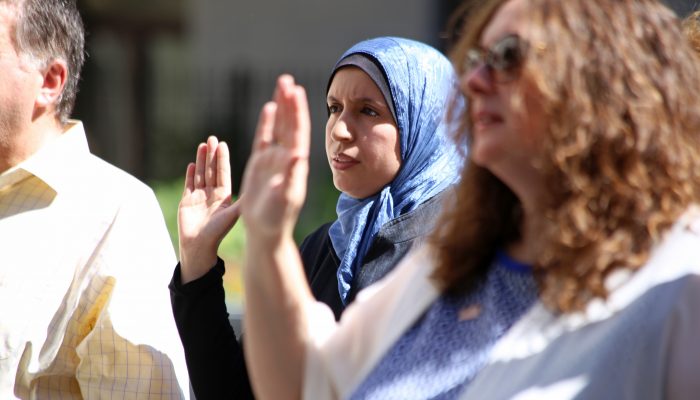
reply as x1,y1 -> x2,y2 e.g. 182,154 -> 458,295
470,145 -> 502,169
333,179 -> 356,198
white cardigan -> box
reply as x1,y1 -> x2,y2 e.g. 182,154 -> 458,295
303,245 -> 441,399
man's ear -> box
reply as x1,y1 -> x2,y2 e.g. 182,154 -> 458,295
35,59 -> 67,109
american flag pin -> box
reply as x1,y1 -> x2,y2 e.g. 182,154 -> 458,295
458,304 -> 482,321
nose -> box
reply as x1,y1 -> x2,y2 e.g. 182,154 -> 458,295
460,64 -> 493,97
329,114 -> 354,143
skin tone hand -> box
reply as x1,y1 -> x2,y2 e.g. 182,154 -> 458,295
240,75 -> 311,241
240,75 -> 315,400
178,136 -> 241,284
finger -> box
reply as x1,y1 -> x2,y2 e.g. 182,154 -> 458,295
273,75 -> 296,149
194,142 -> 207,189
274,78 -> 311,159
271,74 -> 291,111
285,155 -> 309,202
292,85 -> 311,159
253,102 -> 277,152
183,162 -> 195,197
217,141 -> 232,191
205,136 -> 219,188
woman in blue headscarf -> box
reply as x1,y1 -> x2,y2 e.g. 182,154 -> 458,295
306,37 -> 463,313
170,37 -> 462,398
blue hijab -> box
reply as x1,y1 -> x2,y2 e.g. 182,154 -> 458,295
328,37 -> 463,304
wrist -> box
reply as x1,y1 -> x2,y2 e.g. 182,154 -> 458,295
245,235 -> 295,268
179,245 -> 219,284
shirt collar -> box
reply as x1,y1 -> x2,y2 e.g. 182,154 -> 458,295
1,120 -> 90,193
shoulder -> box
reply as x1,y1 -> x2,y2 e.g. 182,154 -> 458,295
354,245 -> 438,304
85,154 -> 156,198
390,187 -> 453,228
76,155 -> 171,251
627,206 -> 700,291
300,222 -> 337,280
376,187 -> 455,244
300,222 -> 334,253
301,222 -> 333,247
71,154 -> 162,218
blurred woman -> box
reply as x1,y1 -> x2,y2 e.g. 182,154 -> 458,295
230,0 -> 700,399
170,37 -> 463,398
455,0 -> 700,397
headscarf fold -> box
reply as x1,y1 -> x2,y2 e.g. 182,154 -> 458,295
327,37 -> 464,304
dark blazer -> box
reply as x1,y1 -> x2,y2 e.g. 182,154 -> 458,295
169,189 -> 451,399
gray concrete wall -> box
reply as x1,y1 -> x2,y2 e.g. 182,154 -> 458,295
189,0 -> 438,71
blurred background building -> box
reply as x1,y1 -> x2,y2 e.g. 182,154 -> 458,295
74,0 -> 461,186
73,0 -> 696,189
73,0 -> 468,259
72,0 -> 467,326
72,0 -> 696,319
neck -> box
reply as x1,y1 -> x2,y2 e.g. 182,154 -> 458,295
0,115 -> 64,174
497,168 -> 548,265
506,206 -> 544,265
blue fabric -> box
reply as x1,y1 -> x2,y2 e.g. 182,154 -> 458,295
349,255 -> 536,399
495,250 -> 532,273
328,37 -> 464,304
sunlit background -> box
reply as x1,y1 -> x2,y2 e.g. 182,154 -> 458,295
72,0 -> 696,321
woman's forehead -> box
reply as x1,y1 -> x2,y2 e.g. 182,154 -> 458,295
480,0 -> 529,47
329,67 -> 378,91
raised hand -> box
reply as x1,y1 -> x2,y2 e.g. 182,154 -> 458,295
178,136 -> 241,284
239,74 -> 314,400
240,75 -> 311,242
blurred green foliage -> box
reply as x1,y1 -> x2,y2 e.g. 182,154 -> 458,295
152,177 -> 246,266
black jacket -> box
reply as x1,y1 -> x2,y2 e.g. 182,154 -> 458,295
169,190 -> 450,399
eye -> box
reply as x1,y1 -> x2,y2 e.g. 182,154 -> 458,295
361,107 -> 379,117
465,49 -> 484,72
490,35 -> 524,72
328,104 -> 340,114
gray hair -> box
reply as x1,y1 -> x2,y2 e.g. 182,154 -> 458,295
11,0 -> 85,123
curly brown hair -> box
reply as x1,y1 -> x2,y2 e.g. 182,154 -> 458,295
432,0 -> 700,312
683,10 -> 700,54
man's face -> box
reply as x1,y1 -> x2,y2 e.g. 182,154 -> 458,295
0,5 -> 42,148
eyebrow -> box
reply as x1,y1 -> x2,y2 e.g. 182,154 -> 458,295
326,95 -> 388,108
479,32 -> 520,50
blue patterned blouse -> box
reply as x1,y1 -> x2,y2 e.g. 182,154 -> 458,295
349,251 -> 538,399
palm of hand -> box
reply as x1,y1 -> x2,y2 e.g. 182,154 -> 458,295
177,137 -> 240,281
179,185 -> 233,246
241,145 -> 307,238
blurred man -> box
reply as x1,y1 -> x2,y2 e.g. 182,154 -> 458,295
0,0 -> 189,397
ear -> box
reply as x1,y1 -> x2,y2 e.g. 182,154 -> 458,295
35,59 -> 68,109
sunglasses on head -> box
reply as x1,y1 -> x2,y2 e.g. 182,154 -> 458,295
464,34 -> 528,83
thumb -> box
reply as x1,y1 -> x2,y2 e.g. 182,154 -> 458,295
218,197 -> 243,234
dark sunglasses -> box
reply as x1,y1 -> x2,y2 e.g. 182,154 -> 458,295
464,34 -> 528,83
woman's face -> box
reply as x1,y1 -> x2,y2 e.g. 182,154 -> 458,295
460,0 -> 547,187
326,67 -> 401,199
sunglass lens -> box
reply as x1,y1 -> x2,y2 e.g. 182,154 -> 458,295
491,36 -> 523,72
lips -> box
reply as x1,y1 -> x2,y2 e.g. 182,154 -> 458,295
331,153 -> 359,171
472,110 -> 504,131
